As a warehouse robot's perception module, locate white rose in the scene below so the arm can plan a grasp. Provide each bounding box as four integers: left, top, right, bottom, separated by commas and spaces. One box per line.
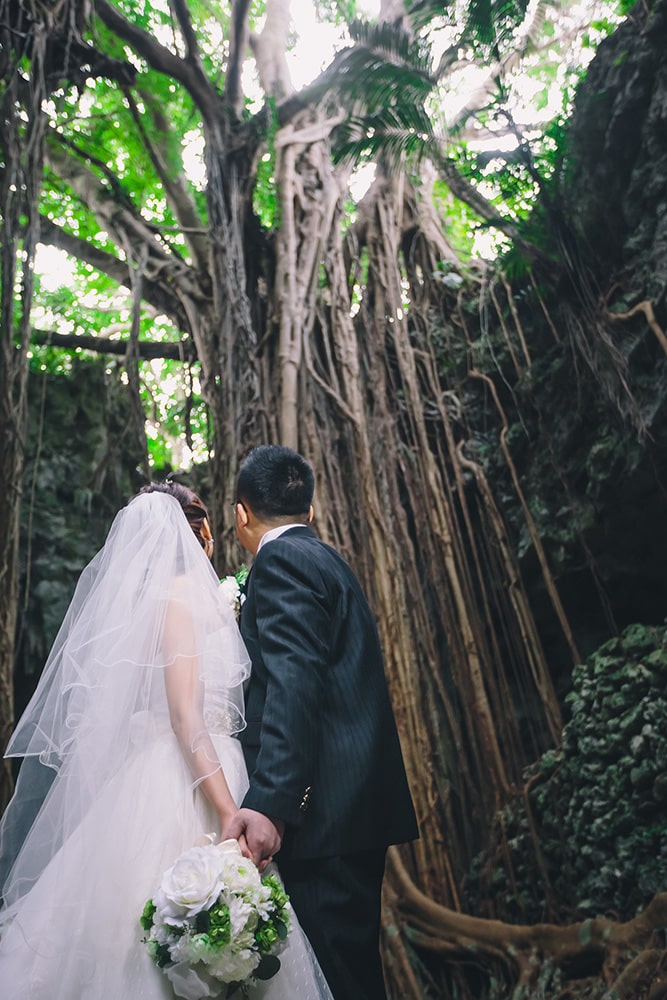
219, 577, 240, 612
157, 845, 225, 922
208, 946, 259, 983
218, 855, 263, 899
171, 932, 213, 965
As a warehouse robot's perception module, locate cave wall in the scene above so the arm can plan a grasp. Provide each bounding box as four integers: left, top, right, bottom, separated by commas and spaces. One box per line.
550, 0, 667, 645
565, 0, 667, 302
461, 0, 667, 693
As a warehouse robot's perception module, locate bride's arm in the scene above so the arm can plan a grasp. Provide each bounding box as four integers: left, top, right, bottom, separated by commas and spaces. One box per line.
162, 592, 237, 830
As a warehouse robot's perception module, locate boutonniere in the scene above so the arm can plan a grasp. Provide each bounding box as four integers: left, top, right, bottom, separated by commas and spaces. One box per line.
219, 564, 250, 621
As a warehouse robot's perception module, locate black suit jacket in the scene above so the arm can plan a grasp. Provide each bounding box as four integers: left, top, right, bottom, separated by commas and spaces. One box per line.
239, 526, 418, 861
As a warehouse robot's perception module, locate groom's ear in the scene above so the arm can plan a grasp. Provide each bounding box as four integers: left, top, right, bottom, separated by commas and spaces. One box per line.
236, 502, 250, 529
308, 505, 314, 524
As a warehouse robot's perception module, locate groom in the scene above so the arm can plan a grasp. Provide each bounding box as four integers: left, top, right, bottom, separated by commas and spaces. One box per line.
226, 445, 418, 1000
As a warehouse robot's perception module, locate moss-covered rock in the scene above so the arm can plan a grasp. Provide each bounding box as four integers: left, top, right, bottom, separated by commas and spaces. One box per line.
466, 622, 667, 923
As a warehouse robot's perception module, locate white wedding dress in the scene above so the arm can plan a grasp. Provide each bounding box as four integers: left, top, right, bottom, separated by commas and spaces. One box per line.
0, 493, 332, 1000
0, 729, 330, 999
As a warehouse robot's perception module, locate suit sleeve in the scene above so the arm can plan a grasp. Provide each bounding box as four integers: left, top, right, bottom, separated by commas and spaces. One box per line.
242, 542, 332, 826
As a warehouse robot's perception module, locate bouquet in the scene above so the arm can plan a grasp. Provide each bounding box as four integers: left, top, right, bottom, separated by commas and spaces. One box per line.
141, 838, 291, 999
219, 565, 250, 621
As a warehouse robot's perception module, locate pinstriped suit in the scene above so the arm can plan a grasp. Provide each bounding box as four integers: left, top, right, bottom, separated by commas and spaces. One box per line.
239, 526, 418, 998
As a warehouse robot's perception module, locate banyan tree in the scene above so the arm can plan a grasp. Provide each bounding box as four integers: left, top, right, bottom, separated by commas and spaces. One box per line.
1, 0, 666, 996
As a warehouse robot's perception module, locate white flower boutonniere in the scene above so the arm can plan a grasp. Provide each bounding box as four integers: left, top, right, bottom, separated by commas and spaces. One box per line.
219, 565, 249, 621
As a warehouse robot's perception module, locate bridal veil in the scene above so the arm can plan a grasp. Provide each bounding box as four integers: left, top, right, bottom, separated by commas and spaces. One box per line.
0, 491, 250, 915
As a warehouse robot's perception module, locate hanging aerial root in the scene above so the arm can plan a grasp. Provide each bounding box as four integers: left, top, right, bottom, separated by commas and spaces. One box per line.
469, 369, 582, 665
381, 889, 425, 998
388, 847, 667, 982
603, 949, 666, 1000
602, 297, 667, 357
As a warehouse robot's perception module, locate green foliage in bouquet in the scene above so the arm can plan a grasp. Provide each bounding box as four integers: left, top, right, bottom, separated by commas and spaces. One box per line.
141, 841, 292, 997
466, 622, 667, 922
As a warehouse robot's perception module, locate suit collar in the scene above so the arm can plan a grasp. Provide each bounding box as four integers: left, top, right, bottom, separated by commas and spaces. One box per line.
257, 524, 315, 551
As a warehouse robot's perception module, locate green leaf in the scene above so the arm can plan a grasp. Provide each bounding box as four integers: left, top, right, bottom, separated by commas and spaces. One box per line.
140, 898, 156, 931
254, 954, 282, 981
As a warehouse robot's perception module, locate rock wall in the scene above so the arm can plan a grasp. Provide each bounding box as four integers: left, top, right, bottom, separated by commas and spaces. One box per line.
566, 0, 667, 301
478, 0, 667, 681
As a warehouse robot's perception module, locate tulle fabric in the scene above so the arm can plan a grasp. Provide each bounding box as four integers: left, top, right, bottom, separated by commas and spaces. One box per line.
0, 733, 331, 998
0, 492, 331, 998
1, 491, 249, 911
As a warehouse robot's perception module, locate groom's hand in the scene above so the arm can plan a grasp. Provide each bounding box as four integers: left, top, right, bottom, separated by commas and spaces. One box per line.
223, 808, 285, 870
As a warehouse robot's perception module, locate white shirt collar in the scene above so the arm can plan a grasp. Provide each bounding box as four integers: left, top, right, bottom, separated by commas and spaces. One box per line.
257, 523, 307, 552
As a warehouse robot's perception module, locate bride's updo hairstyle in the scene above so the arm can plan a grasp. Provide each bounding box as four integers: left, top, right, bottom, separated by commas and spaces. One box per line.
138, 481, 214, 558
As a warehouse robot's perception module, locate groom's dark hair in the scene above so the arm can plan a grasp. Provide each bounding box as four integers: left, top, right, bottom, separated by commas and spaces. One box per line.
237, 445, 314, 521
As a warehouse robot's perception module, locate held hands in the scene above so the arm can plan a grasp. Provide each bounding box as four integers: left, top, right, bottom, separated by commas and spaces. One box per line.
222, 809, 285, 872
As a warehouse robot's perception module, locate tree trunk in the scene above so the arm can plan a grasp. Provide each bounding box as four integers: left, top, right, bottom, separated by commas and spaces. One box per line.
0, 0, 54, 811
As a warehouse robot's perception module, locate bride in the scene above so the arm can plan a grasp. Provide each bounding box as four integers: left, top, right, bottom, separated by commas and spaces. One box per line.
0, 483, 331, 999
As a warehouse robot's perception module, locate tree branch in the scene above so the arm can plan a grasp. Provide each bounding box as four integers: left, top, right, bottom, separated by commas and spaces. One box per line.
56, 132, 186, 249
30, 328, 196, 361
603, 297, 667, 356
249, 0, 295, 103
37, 216, 189, 328
224, 0, 253, 118
388, 848, 667, 967
38, 215, 131, 285
95, 0, 219, 122
95, 0, 190, 80
169, 0, 202, 62
433, 154, 549, 265
44, 138, 208, 299
432, 43, 461, 82
45, 139, 168, 254
61, 37, 138, 88
448, 0, 552, 131
125, 88, 209, 268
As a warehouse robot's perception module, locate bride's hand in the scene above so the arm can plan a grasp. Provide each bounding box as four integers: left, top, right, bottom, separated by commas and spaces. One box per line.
223, 808, 283, 868
219, 816, 254, 862
236, 832, 253, 861
228, 830, 270, 870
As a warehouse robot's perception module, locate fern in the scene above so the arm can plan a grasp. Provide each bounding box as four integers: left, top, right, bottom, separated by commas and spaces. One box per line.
347, 18, 434, 75
459, 0, 533, 54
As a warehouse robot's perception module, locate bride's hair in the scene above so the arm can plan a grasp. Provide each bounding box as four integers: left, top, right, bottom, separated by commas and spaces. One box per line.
139, 482, 213, 555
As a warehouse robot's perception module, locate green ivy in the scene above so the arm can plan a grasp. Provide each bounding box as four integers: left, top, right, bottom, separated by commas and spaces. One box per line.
467, 622, 667, 923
